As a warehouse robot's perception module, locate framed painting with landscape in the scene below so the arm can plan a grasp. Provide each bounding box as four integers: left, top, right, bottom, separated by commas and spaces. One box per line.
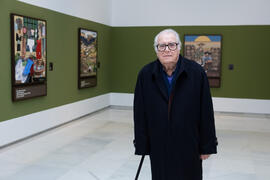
184, 35, 222, 88
78, 28, 98, 89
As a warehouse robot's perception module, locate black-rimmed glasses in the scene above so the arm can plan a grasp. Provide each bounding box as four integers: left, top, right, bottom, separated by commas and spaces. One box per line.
156, 42, 179, 52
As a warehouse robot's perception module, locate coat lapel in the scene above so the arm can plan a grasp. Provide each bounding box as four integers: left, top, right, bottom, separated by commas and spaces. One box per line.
152, 55, 188, 102
173, 55, 187, 84
152, 60, 168, 102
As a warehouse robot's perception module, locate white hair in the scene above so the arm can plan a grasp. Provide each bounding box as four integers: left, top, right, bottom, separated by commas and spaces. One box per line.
153, 29, 181, 53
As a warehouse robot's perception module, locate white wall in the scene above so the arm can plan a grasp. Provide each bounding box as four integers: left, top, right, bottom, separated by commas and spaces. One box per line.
111, 0, 270, 26
18, 0, 112, 26
1, 93, 270, 148
9, 0, 269, 149
0, 94, 110, 147
18, 0, 270, 26
110, 93, 270, 115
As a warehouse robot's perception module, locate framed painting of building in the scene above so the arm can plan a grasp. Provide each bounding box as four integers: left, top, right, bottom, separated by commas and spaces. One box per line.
78, 28, 98, 89
184, 35, 222, 88
11, 14, 47, 101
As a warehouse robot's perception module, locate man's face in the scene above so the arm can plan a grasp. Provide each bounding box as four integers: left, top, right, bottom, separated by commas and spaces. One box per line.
156, 32, 180, 68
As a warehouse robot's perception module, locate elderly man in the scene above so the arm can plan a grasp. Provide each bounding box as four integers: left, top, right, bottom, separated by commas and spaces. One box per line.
133, 29, 218, 180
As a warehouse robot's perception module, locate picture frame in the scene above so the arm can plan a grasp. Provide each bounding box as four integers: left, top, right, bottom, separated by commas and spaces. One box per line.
78, 28, 98, 89
10, 14, 47, 101
184, 35, 222, 88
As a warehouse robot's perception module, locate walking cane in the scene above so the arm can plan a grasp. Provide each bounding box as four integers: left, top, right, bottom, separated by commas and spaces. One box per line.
135, 155, 145, 180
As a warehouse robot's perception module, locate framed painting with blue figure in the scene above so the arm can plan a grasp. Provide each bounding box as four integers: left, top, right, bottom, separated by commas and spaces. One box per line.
184, 35, 222, 87
78, 28, 98, 89
11, 14, 47, 101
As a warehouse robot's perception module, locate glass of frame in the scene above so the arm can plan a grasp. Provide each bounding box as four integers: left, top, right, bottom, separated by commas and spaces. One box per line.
11, 14, 47, 101
78, 28, 98, 89
184, 35, 222, 88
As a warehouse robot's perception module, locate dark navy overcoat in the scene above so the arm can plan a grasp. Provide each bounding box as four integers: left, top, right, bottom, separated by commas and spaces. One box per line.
133, 55, 218, 180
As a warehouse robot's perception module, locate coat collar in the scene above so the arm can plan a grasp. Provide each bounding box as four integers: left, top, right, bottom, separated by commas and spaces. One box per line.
152, 55, 188, 101
152, 55, 187, 77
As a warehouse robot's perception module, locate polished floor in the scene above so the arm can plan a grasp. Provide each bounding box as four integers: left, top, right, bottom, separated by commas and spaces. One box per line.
0, 108, 270, 180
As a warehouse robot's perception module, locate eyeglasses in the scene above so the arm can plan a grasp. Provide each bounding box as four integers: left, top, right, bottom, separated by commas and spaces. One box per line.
156, 42, 179, 52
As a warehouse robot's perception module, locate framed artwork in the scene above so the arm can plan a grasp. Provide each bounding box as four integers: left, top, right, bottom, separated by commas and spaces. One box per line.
78, 28, 98, 89
11, 14, 47, 101
184, 35, 222, 88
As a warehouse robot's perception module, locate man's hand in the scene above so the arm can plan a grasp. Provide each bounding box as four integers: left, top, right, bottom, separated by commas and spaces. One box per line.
200, 154, 210, 160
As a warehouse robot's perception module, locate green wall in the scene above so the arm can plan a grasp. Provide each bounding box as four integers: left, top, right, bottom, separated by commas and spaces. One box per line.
0, 0, 111, 122
1, 0, 270, 122
110, 26, 270, 99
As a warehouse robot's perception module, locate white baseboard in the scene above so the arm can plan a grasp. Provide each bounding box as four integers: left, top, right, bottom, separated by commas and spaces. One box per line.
110, 93, 270, 114
0, 94, 110, 147
110, 93, 134, 107
1, 92, 270, 147
212, 97, 270, 114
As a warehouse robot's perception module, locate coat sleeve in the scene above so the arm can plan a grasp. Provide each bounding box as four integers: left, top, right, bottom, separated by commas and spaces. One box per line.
133, 71, 150, 155
199, 70, 218, 155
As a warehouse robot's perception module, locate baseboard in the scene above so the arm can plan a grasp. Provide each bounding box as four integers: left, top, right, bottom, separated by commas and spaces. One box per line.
0, 94, 110, 147
110, 93, 270, 114
1, 92, 270, 147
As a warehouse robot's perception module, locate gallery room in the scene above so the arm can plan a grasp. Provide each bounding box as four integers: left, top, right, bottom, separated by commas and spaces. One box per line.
0, 0, 270, 179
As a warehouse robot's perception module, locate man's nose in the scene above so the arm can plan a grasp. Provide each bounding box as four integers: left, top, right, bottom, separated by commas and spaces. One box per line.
164, 46, 170, 52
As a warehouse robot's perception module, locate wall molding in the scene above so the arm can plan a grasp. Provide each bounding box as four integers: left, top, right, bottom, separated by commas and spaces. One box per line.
0, 94, 110, 147
110, 93, 270, 114
1, 93, 270, 147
